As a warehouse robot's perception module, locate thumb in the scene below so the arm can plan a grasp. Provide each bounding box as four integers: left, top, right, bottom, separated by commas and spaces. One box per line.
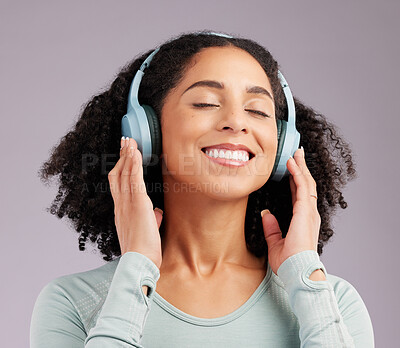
154, 207, 164, 229
261, 209, 282, 249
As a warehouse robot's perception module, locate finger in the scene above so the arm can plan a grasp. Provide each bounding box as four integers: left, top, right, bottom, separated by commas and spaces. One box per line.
293, 147, 316, 188
261, 210, 282, 249
111, 137, 129, 175
119, 136, 129, 157
117, 136, 129, 165
130, 144, 148, 196
292, 147, 305, 168
287, 151, 311, 203
288, 173, 297, 204
154, 208, 163, 229
297, 147, 318, 199
120, 136, 126, 155
108, 137, 129, 197
120, 138, 137, 199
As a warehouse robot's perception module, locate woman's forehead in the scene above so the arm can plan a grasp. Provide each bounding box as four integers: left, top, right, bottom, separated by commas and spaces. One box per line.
179, 46, 272, 93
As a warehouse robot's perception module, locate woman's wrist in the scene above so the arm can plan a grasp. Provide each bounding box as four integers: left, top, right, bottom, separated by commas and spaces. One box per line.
308, 269, 327, 281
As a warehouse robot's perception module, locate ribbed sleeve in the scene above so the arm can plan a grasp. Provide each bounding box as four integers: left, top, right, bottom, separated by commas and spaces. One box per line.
277, 250, 356, 348
85, 252, 160, 348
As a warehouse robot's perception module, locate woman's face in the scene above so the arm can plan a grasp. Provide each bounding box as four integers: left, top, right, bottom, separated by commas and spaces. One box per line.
160, 46, 278, 199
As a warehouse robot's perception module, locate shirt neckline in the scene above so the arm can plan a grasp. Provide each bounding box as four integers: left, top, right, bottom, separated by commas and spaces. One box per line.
152, 262, 273, 326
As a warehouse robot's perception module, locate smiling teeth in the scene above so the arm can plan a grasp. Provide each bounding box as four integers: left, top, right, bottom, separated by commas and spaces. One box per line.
205, 149, 250, 162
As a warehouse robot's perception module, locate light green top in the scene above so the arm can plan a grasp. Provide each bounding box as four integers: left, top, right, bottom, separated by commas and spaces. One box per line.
30, 250, 374, 347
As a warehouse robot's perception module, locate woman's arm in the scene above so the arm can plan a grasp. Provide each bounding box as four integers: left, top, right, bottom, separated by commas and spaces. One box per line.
30, 252, 160, 348
84, 252, 159, 347
30, 280, 88, 347
277, 250, 374, 348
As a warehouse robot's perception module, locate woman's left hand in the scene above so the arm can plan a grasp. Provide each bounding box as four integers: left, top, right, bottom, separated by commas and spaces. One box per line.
261, 147, 321, 276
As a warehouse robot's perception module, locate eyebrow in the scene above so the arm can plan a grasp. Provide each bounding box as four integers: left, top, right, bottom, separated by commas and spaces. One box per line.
182, 80, 274, 101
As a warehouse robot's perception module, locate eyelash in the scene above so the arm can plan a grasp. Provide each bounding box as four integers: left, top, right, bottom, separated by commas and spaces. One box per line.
192, 103, 271, 118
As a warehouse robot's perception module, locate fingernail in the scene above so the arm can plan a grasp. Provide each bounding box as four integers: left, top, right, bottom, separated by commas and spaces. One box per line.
261, 209, 270, 218
155, 208, 163, 215
300, 146, 305, 158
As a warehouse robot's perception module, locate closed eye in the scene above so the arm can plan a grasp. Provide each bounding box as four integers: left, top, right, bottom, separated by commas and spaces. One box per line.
192, 103, 271, 118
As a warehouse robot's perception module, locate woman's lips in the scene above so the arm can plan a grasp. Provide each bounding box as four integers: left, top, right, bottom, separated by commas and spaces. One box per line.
201, 148, 253, 167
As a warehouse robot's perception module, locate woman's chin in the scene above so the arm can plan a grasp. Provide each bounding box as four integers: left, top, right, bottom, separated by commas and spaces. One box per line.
184, 176, 259, 200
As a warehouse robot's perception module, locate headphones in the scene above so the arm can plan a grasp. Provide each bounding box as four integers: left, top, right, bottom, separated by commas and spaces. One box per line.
121, 31, 300, 182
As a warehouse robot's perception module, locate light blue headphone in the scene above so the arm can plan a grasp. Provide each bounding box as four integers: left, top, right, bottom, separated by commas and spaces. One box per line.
121, 31, 300, 182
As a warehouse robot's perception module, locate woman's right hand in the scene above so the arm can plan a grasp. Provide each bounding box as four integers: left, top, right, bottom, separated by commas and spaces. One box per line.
108, 136, 164, 269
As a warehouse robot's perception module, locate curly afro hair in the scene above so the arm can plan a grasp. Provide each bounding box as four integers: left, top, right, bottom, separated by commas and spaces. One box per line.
38, 30, 357, 263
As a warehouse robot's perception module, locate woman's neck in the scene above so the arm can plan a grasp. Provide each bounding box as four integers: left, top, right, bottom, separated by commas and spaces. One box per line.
160, 185, 265, 278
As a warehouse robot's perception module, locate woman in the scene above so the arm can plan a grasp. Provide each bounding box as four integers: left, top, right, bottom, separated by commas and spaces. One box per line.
30, 30, 374, 347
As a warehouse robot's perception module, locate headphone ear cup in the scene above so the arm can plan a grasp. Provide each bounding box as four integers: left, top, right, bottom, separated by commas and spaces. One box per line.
142, 105, 162, 163
270, 119, 287, 181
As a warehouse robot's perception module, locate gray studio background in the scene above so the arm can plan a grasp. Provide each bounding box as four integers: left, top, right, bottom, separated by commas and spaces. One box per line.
1, 0, 398, 347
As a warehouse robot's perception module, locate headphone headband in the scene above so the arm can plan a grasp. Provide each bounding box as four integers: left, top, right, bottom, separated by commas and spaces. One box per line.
135, 31, 296, 128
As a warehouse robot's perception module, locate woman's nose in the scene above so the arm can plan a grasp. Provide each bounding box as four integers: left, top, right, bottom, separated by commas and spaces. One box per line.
216, 104, 249, 134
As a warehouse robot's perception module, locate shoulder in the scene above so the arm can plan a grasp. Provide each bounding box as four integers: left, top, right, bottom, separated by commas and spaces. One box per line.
43, 258, 120, 298
40, 258, 119, 300
326, 273, 375, 344
325, 273, 372, 315
32, 258, 120, 330
326, 273, 369, 310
